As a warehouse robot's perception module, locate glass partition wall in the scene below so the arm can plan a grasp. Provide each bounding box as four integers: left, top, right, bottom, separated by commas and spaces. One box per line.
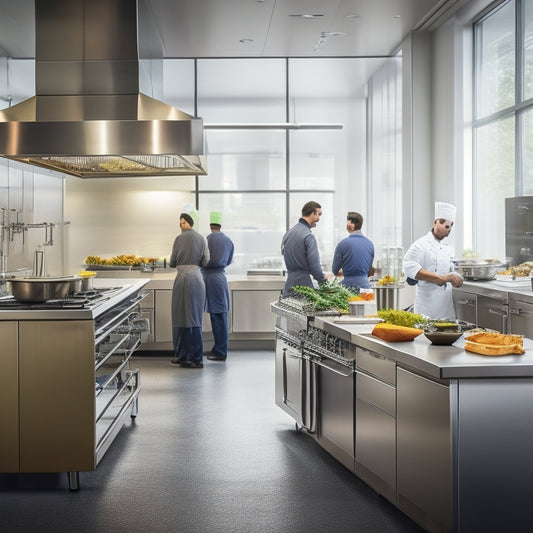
193, 56, 402, 275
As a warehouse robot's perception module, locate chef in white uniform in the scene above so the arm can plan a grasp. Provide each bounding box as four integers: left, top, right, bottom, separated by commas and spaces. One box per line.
403, 202, 463, 320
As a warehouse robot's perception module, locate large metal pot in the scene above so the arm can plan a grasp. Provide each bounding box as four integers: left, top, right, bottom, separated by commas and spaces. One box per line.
452, 259, 505, 281
8, 276, 81, 302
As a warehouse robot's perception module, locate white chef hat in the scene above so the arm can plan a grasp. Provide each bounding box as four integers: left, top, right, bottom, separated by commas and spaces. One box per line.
434, 202, 456, 223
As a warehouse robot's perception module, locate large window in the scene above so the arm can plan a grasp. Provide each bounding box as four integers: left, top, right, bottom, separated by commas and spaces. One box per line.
193, 57, 401, 274
474, 0, 532, 258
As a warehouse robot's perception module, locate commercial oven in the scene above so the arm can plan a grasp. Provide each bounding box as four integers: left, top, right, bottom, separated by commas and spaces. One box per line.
274, 329, 317, 432
304, 325, 355, 472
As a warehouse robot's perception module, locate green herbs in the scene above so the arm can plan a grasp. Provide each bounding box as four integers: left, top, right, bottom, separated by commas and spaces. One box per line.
292, 280, 358, 312
377, 309, 427, 328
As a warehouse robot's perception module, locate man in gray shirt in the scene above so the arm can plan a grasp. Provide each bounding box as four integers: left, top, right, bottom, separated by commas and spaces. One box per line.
281, 200, 332, 297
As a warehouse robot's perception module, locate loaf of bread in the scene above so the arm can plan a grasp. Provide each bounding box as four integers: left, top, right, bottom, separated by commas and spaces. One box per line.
371, 323, 423, 342
464, 332, 525, 355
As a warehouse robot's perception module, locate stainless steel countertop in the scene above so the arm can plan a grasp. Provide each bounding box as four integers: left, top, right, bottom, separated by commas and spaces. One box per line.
313, 316, 533, 380
0, 278, 150, 320
93, 271, 286, 291
457, 279, 533, 303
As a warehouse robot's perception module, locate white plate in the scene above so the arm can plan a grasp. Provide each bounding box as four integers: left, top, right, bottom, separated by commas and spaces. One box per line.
333, 316, 384, 324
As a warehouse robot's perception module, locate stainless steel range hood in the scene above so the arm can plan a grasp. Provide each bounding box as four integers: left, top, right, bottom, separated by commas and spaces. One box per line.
0, 0, 206, 178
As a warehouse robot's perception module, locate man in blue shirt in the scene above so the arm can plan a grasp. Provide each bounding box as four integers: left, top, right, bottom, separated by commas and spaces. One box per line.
201, 211, 234, 361
332, 211, 375, 290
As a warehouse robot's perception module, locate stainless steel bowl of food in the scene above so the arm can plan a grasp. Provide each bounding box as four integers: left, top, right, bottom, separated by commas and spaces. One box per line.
452, 259, 505, 280
8, 276, 81, 303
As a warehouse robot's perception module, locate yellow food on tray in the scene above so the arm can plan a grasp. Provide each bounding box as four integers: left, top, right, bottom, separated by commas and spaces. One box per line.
371, 323, 423, 342
84, 254, 150, 266
464, 332, 525, 356
77, 270, 96, 277
377, 275, 397, 285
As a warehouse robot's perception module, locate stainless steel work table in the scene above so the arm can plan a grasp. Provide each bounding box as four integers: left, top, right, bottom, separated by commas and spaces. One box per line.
313, 316, 533, 379
303, 314, 533, 533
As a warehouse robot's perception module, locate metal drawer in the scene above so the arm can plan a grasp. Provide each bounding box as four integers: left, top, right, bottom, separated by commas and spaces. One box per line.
356, 372, 396, 416
356, 348, 396, 386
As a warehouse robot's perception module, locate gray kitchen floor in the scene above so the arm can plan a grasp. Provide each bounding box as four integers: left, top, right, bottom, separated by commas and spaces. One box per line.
0, 351, 423, 533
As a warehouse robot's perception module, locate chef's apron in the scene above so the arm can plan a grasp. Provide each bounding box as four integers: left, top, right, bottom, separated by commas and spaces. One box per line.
404, 231, 457, 320
171, 264, 205, 327
414, 281, 456, 320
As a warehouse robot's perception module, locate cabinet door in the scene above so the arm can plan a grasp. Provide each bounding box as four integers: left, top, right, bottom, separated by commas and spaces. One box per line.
283, 347, 304, 425
318, 361, 354, 471
355, 397, 395, 488
477, 294, 507, 332
154, 289, 173, 342
0, 322, 19, 471
452, 290, 477, 324
397, 368, 452, 533
232, 290, 278, 332
508, 299, 533, 337
355, 371, 396, 497
19, 321, 95, 472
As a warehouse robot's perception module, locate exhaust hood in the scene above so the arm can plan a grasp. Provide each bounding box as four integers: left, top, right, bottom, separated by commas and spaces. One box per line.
0, 0, 206, 178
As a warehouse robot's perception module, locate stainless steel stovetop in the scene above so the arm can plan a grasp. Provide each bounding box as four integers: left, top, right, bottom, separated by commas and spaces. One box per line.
0, 283, 146, 320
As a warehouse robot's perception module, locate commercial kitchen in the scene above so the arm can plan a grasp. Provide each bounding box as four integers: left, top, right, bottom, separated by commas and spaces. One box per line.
0, 0, 532, 532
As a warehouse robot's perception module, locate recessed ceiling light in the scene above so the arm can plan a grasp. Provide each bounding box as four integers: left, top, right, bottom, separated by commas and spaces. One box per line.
239, 38, 254, 44
289, 14, 325, 19
346, 14, 361, 19
393, 15, 401, 18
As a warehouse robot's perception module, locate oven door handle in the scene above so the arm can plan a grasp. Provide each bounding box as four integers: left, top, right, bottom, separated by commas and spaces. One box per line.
314, 358, 354, 377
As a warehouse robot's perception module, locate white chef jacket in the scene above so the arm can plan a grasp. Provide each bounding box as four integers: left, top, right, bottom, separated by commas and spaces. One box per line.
403, 231, 458, 320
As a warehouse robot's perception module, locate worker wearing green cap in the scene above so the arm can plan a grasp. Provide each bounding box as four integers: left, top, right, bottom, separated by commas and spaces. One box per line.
201, 211, 234, 361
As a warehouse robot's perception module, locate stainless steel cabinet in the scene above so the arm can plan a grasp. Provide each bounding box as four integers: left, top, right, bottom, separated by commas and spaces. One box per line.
275, 332, 306, 427
154, 289, 172, 343
316, 357, 355, 472
232, 290, 279, 333
0, 321, 19, 472
397, 367, 452, 533
1, 290, 145, 490
19, 321, 96, 473
452, 289, 477, 324
508, 295, 533, 337
354, 348, 396, 503
476, 292, 508, 332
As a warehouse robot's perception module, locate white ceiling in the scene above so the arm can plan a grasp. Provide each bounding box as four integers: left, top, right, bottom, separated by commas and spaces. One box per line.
0, 0, 471, 60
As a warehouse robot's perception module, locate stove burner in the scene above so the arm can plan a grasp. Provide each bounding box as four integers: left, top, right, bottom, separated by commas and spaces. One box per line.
0, 287, 122, 310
